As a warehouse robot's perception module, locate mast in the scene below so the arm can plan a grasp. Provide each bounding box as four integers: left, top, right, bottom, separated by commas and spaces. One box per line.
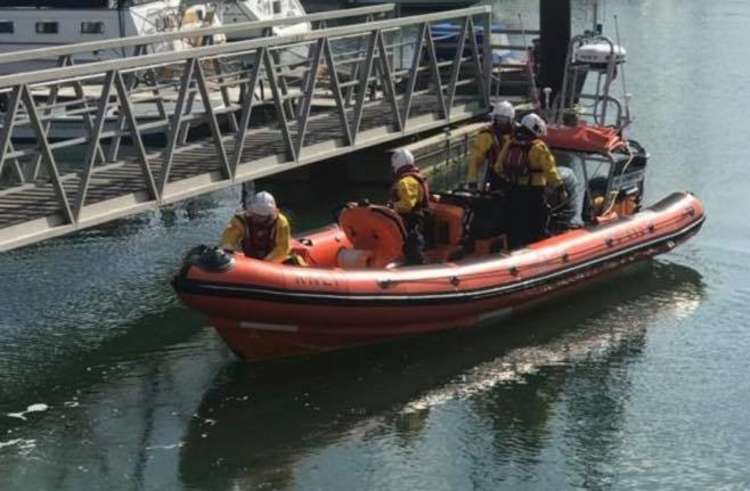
538, 0, 571, 104
591, 0, 604, 33
117, 0, 127, 56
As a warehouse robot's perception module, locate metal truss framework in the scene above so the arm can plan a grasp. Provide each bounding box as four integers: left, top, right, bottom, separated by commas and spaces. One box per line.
0, 6, 492, 252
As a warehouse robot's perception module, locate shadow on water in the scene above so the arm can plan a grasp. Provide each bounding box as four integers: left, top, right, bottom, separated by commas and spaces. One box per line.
0, 307, 204, 420
0, 191, 246, 423
0, 207, 222, 409
178, 260, 705, 490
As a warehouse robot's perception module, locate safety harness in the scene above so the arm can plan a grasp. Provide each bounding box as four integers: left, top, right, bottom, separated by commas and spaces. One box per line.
236, 213, 278, 259
502, 137, 546, 186
482, 128, 504, 172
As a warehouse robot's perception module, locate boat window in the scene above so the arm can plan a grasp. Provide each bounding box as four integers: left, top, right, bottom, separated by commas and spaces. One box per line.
273, 0, 283, 15
36, 22, 59, 35
553, 150, 611, 180
1, 1, 109, 6
157, 16, 178, 30
0, 22, 13, 34
81, 22, 105, 35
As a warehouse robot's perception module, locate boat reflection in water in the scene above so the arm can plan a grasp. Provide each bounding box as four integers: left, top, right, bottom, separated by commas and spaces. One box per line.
178, 260, 705, 490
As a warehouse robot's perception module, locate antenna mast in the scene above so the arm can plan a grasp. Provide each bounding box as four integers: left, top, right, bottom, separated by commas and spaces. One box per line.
592, 0, 600, 32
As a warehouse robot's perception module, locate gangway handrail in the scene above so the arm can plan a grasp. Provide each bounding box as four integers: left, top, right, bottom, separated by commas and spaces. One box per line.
0, 4, 491, 252
0, 4, 396, 67
0, 6, 491, 90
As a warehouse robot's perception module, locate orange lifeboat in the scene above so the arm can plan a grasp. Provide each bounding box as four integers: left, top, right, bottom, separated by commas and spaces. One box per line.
173, 191, 705, 361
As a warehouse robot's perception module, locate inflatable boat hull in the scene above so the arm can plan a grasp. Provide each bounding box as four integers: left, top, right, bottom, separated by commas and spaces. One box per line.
173, 192, 704, 361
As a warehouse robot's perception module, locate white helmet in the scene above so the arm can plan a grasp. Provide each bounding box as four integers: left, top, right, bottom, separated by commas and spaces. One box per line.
391, 148, 415, 173
247, 191, 277, 217
490, 100, 515, 120
520, 113, 547, 137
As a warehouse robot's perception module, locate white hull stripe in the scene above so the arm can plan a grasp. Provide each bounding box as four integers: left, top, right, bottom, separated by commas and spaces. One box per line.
479, 307, 513, 323
238, 321, 299, 332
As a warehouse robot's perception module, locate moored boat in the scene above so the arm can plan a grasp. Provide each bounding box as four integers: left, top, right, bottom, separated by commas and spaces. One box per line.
0, 0, 224, 74
0, 0, 308, 74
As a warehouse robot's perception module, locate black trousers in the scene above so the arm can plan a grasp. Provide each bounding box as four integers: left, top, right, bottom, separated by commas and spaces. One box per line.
402, 212, 428, 265
508, 186, 547, 249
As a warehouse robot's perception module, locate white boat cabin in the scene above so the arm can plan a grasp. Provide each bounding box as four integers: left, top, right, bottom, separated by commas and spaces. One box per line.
0, 0, 308, 57
0, 1, 222, 51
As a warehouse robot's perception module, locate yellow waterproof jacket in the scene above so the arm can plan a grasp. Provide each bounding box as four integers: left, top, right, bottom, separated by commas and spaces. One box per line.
466, 127, 506, 183
220, 212, 291, 263
392, 175, 426, 214
493, 138, 562, 187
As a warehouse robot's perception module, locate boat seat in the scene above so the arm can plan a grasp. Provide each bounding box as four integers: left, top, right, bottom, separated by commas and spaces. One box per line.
429, 202, 465, 246
472, 235, 508, 255
338, 203, 405, 268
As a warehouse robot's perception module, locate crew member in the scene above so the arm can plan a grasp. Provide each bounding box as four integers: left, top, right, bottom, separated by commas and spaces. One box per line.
559, 166, 584, 228
494, 113, 563, 248
466, 100, 516, 190
547, 165, 584, 232
390, 148, 430, 265
220, 191, 296, 264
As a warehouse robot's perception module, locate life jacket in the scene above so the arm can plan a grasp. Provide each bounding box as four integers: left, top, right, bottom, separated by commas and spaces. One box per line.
391, 165, 430, 213
502, 137, 537, 184
482, 128, 504, 171
237, 214, 278, 259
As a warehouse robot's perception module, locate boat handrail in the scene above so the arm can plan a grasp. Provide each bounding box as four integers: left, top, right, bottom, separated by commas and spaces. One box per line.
554, 32, 627, 128
0, 4, 396, 68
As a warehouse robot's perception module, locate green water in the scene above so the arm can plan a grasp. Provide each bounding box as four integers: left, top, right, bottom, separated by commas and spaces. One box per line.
1, 0, 748, 489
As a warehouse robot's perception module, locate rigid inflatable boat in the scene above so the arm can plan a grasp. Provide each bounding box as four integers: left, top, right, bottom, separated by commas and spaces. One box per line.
173, 124, 705, 361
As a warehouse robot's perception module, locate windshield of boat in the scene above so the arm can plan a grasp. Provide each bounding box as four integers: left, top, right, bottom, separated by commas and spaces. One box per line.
553, 149, 614, 184
553, 148, 635, 201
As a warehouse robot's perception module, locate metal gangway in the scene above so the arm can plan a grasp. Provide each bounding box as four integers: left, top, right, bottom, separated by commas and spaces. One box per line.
0, 6, 492, 252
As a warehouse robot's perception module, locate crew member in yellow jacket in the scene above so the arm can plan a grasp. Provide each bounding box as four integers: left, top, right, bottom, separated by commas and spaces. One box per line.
220, 191, 296, 264
390, 149, 430, 265
494, 113, 563, 248
466, 100, 516, 189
